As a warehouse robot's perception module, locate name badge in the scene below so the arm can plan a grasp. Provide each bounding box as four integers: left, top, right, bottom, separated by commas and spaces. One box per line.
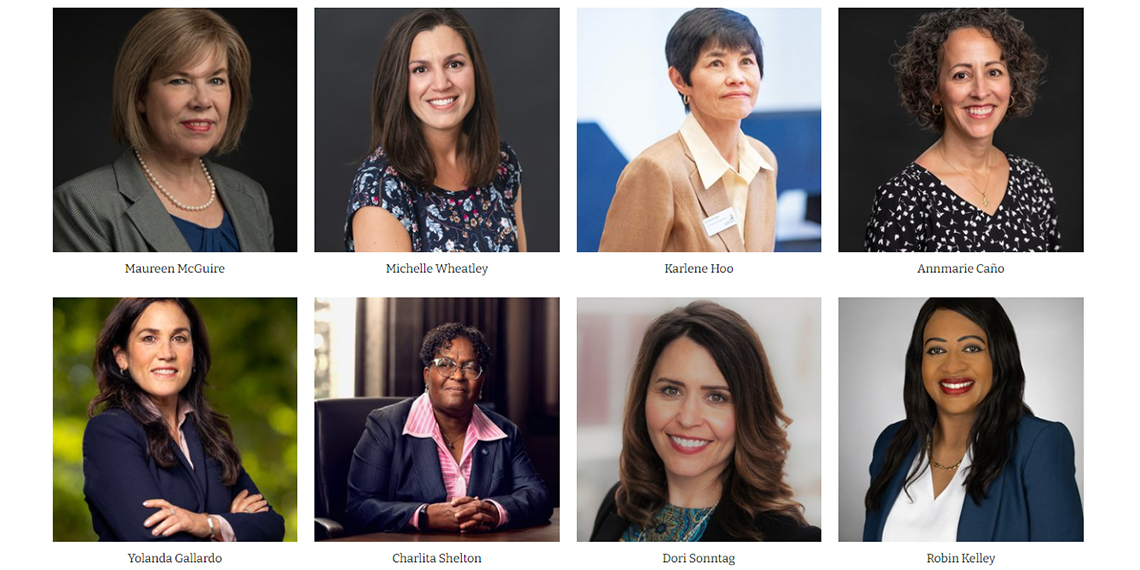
702, 207, 739, 237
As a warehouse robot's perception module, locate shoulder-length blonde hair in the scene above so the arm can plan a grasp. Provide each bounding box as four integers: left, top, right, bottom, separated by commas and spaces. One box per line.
616, 301, 806, 540
369, 9, 500, 190
111, 8, 252, 154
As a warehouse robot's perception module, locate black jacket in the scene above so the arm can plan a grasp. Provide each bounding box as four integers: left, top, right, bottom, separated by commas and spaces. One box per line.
590, 483, 820, 542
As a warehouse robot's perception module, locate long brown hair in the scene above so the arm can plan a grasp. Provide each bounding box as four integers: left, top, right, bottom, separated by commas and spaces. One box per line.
617, 301, 807, 540
88, 298, 243, 485
369, 9, 500, 189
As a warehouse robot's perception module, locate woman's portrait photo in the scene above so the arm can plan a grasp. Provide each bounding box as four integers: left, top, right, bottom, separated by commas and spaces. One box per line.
53, 9, 297, 252
314, 298, 559, 540
839, 298, 1083, 541
315, 8, 559, 252
53, 298, 297, 541
839, 8, 1083, 252
578, 8, 821, 252
578, 299, 820, 541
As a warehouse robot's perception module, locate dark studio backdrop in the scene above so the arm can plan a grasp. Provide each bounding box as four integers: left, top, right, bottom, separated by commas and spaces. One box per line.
838, 8, 1083, 252
314, 9, 561, 252
52, 8, 299, 252
338, 298, 560, 506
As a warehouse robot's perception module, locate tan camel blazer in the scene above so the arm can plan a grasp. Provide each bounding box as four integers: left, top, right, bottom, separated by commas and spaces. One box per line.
598, 132, 777, 252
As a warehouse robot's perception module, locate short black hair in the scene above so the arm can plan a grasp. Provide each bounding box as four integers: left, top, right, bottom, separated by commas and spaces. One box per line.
419, 323, 492, 368
665, 8, 764, 110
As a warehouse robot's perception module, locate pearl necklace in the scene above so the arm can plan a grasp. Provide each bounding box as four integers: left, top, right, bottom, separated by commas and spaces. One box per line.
134, 149, 217, 212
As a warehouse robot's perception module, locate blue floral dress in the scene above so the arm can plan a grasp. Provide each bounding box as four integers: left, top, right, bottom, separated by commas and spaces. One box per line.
345, 142, 521, 252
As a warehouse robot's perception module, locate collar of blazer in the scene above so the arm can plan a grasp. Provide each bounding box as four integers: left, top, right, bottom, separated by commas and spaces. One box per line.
678, 136, 746, 252
874, 434, 1006, 541
113, 149, 260, 251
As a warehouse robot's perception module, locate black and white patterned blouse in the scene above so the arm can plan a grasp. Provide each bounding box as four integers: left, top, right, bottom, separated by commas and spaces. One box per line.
864, 154, 1060, 252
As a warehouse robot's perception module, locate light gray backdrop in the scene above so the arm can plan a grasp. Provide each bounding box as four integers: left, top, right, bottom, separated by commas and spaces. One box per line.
837, 298, 1084, 541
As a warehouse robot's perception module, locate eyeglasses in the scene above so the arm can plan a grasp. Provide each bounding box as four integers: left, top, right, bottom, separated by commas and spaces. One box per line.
430, 357, 484, 380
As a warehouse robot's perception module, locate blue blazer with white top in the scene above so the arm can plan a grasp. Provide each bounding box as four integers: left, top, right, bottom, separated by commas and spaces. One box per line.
863, 414, 1082, 541
344, 398, 552, 533
83, 408, 285, 541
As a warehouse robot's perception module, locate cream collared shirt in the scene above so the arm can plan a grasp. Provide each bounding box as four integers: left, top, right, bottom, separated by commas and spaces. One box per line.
678, 114, 773, 241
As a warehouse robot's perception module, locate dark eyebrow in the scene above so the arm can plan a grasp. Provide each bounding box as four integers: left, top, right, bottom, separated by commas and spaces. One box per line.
924, 337, 946, 346
654, 377, 729, 391
409, 53, 466, 66
136, 327, 190, 335
958, 335, 986, 344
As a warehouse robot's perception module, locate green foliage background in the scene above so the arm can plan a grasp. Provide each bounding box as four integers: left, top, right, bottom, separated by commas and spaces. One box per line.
53, 298, 298, 541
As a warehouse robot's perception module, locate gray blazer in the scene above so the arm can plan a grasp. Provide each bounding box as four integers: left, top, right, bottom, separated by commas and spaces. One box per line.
53, 150, 275, 252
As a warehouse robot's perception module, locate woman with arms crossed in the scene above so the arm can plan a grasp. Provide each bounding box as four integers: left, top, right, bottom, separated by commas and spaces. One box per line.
83, 298, 284, 541
865, 9, 1059, 252
346, 9, 527, 252
599, 8, 778, 252
864, 298, 1082, 541
54, 9, 274, 252
591, 301, 818, 541
345, 324, 551, 532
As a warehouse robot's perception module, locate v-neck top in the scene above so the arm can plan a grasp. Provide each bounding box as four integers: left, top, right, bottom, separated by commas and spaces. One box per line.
881, 449, 973, 541
865, 153, 1060, 252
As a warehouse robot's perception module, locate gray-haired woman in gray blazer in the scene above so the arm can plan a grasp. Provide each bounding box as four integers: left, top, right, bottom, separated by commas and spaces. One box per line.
53, 9, 273, 252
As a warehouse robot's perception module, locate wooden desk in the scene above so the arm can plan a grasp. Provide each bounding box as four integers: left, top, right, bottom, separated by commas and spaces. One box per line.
323, 508, 559, 542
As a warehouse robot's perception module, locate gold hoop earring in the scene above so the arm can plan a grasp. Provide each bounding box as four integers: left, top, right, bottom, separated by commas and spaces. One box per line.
931, 103, 943, 116
1009, 94, 1016, 109
682, 94, 690, 106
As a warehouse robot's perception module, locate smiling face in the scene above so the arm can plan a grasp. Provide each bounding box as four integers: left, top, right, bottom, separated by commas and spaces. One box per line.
137, 48, 230, 160
935, 27, 1012, 141
644, 336, 736, 489
423, 336, 484, 414
407, 25, 476, 136
671, 42, 760, 127
113, 301, 194, 404
921, 309, 995, 419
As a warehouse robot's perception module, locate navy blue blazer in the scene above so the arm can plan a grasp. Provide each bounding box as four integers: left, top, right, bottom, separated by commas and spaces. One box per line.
83, 409, 285, 542
345, 398, 552, 533
864, 415, 1082, 541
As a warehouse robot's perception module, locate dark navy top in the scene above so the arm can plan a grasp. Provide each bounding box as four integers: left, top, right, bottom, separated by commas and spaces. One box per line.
344, 142, 521, 252
171, 209, 240, 252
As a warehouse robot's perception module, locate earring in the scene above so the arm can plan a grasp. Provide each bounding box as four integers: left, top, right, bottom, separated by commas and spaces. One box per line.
424, 384, 429, 393
931, 103, 943, 116
682, 94, 690, 106
1008, 94, 1016, 109
479, 390, 484, 400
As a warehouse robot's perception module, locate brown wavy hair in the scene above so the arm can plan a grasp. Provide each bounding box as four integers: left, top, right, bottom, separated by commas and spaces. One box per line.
616, 301, 807, 540
893, 8, 1045, 132
369, 9, 500, 190
111, 9, 252, 154
88, 298, 243, 486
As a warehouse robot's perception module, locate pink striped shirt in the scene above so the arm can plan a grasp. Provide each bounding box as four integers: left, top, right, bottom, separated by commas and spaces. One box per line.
403, 393, 510, 528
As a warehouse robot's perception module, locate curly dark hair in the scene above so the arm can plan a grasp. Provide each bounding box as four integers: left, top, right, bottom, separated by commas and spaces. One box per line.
893, 8, 1045, 132
419, 323, 492, 369
617, 301, 806, 540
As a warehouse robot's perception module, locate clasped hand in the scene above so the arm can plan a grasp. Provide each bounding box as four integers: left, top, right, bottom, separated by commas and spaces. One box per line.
425, 496, 500, 533
142, 489, 269, 538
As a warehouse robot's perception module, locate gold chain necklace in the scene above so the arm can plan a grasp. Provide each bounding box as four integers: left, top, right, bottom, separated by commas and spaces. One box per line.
938, 142, 993, 208
928, 436, 965, 471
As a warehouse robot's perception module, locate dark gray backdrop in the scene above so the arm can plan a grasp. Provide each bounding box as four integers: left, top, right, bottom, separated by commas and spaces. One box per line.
53, 8, 299, 252
315, 9, 561, 252
839, 9, 1083, 252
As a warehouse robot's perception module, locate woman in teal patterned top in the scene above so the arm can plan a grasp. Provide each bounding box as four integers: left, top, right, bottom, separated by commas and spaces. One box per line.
590, 301, 820, 541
